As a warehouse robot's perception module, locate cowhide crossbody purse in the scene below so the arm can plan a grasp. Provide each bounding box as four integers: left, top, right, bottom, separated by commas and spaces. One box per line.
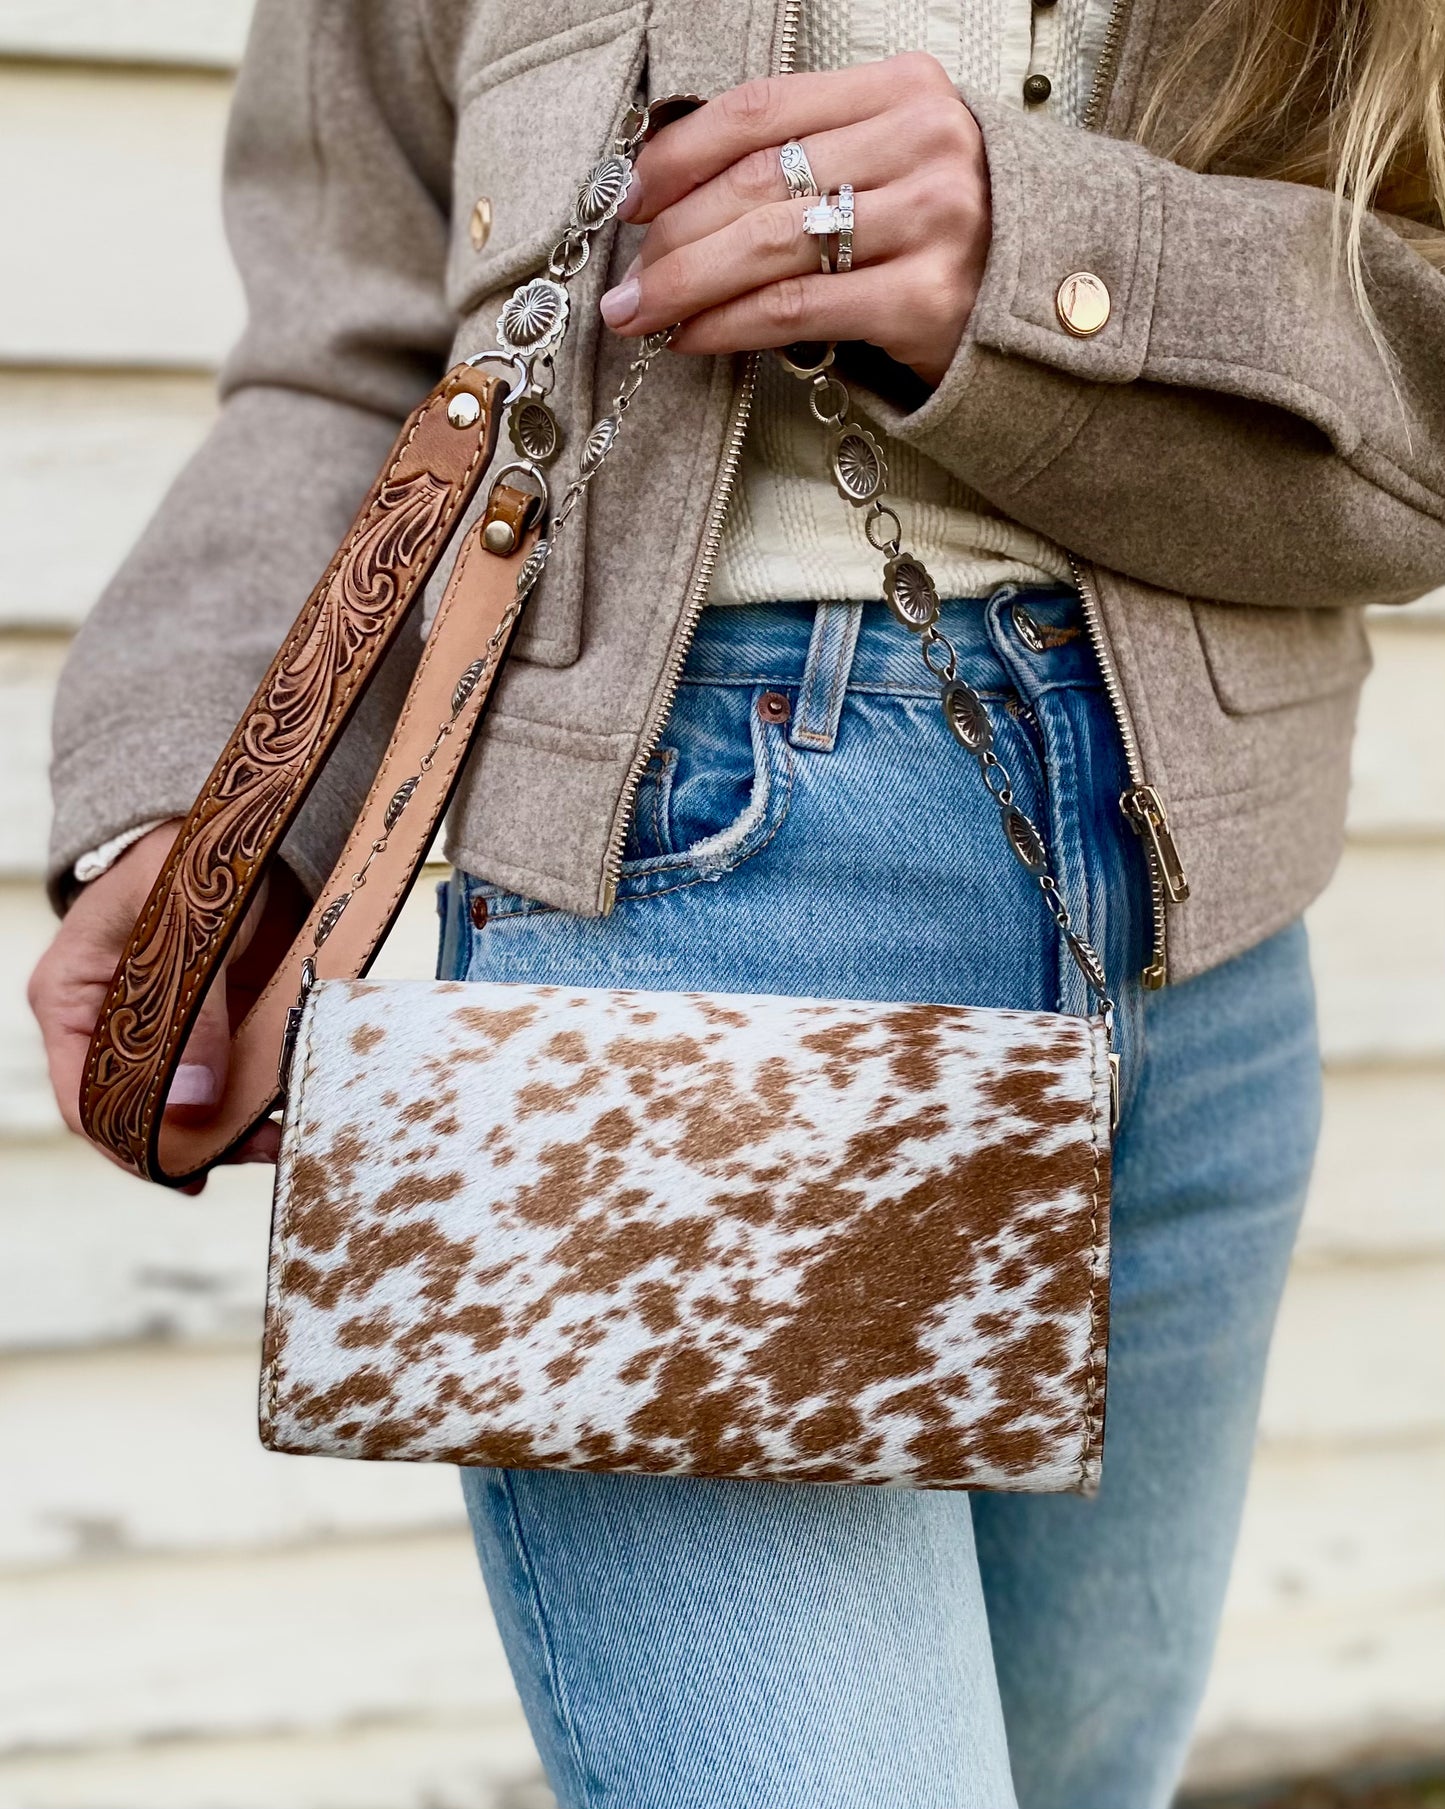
82, 98, 1116, 1494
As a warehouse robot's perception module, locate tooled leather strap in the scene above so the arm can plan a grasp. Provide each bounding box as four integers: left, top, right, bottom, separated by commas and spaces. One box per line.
80, 366, 519, 1185
150, 510, 541, 1184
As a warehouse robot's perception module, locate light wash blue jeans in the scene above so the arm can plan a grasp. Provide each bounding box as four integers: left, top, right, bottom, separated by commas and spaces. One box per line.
436, 591, 1322, 1809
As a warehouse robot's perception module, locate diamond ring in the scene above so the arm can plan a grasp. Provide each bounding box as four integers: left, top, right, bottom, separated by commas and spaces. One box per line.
803, 185, 855, 274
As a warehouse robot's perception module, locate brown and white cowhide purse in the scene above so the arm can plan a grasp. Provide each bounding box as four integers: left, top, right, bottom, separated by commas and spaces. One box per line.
262, 980, 1112, 1491
82, 98, 1119, 1497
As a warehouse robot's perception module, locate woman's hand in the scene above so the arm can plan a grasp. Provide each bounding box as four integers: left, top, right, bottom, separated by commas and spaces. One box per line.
601, 53, 992, 387
28, 822, 302, 1191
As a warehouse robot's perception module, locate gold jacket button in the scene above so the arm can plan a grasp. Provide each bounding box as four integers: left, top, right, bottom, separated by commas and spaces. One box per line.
469, 197, 493, 252
1055, 271, 1110, 336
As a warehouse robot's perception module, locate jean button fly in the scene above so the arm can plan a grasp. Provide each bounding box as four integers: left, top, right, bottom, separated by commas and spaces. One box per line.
1011, 602, 1048, 654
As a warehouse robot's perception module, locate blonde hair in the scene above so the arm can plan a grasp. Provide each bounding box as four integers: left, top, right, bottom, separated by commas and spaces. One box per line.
1138, 0, 1445, 327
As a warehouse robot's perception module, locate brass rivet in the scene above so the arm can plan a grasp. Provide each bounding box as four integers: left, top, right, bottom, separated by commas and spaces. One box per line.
469, 197, 493, 252
469, 895, 490, 929
1055, 271, 1111, 337
447, 391, 482, 429
757, 691, 791, 724
482, 518, 518, 555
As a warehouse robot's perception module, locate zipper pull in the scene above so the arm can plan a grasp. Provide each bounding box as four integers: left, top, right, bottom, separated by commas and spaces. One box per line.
1122, 785, 1190, 904
1103, 1004, 1121, 1133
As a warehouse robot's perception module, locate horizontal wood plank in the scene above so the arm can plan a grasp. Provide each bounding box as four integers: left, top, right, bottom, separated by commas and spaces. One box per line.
1348, 620, 1445, 837
1257, 1260, 1445, 1448
8, 1323, 1440, 1601
0, 1715, 546, 1809
1221, 1442, 1445, 1621
0, 634, 67, 878
0, 880, 59, 1135
5, 841, 1438, 1143
1301, 1068, 1445, 1262
1187, 1595, 1445, 1791
6, 610, 1439, 880
0, 65, 242, 367
1307, 841, 1445, 1064
5, 1060, 1440, 1354
0, 1, 252, 68
0, 1343, 467, 1571
0, 1530, 518, 1753
0, 370, 216, 629
2, 1252, 1440, 1566
0, 873, 443, 1137
1189, 1444, 1445, 1778
0, 1139, 271, 1349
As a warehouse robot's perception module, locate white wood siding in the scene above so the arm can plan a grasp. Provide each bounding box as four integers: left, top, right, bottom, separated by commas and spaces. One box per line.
1, 16, 1441, 1805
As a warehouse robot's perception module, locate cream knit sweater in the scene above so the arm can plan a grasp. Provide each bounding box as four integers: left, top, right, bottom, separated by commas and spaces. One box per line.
709, 0, 1112, 604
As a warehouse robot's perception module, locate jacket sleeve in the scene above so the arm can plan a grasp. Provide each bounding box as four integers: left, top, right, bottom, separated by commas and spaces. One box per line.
871, 92, 1445, 610
47, 1, 458, 906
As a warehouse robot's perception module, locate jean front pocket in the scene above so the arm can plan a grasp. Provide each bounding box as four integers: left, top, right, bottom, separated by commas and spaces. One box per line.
461, 680, 798, 935
610, 682, 796, 905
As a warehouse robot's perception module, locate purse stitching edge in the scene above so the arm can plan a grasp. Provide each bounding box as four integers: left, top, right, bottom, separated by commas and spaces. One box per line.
262, 991, 325, 1442
1078, 1017, 1110, 1489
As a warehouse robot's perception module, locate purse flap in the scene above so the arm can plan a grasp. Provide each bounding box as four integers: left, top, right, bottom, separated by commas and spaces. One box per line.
263, 979, 1112, 1493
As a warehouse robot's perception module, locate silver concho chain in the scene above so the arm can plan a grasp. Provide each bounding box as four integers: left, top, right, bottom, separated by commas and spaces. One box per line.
280, 103, 693, 1093
773, 342, 1115, 1029
475, 104, 1114, 1040
472, 101, 680, 607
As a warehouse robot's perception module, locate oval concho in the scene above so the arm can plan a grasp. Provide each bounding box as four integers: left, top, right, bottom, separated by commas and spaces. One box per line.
574, 155, 634, 230
515, 539, 552, 601
882, 553, 939, 633
581, 415, 619, 474
830, 424, 886, 505
496, 278, 569, 356
942, 680, 993, 756
1003, 805, 1049, 875
1066, 929, 1108, 996
509, 399, 561, 464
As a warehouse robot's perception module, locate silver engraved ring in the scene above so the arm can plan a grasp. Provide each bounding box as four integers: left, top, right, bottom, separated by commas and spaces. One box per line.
779, 139, 819, 201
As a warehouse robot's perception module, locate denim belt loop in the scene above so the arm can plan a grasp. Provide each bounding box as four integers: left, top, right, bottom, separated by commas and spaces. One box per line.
789, 601, 864, 753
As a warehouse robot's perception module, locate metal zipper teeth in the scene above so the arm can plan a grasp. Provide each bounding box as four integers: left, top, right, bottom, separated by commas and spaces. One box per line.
1069, 553, 1169, 986
601, 354, 763, 907
600, 0, 804, 909
1068, 0, 1176, 987
1081, 0, 1132, 131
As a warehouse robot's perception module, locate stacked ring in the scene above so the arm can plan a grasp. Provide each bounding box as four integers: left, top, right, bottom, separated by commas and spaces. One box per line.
803, 186, 855, 274
835, 184, 855, 272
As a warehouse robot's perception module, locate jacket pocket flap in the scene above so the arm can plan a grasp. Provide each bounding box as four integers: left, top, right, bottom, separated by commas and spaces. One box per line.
1192, 600, 1372, 715
446, 9, 649, 318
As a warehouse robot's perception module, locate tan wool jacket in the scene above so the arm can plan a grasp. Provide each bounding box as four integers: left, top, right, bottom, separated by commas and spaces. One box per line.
49, 0, 1445, 984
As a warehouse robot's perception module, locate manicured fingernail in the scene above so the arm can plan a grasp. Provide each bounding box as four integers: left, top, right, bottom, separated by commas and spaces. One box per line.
617, 169, 643, 221
168, 1063, 219, 1107
600, 276, 640, 328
